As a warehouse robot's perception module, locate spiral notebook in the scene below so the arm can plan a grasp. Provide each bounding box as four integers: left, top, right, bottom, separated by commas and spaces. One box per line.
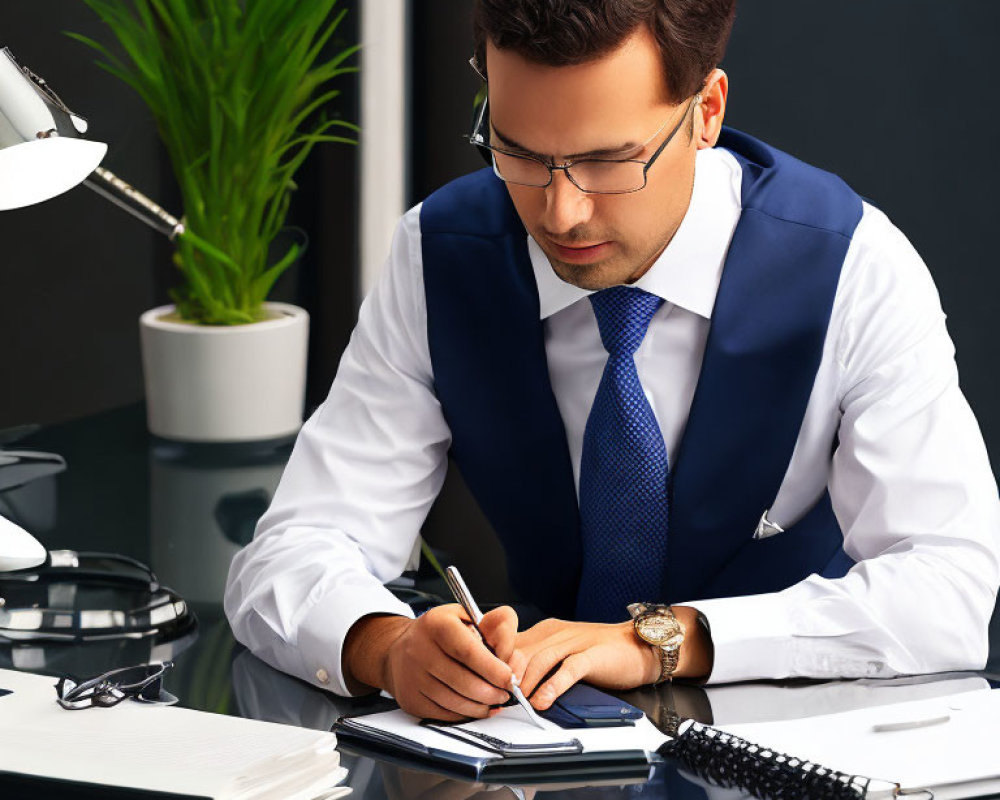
664, 686, 1000, 799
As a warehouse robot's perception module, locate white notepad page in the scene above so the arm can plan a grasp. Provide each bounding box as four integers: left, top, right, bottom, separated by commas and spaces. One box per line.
718, 686, 999, 799
0, 668, 349, 800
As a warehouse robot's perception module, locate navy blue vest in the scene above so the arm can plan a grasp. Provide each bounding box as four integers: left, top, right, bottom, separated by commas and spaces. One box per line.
420, 128, 864, 620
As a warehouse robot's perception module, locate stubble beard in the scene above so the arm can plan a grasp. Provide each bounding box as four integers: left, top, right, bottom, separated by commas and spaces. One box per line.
548, 256, 619, 291
545, 233, 672, 291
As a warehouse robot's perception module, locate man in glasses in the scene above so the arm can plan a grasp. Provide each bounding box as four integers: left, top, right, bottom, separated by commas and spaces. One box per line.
226, 0, 1000, 722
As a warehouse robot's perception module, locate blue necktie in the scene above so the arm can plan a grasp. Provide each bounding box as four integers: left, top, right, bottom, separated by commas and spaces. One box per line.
575, 286, 669, 622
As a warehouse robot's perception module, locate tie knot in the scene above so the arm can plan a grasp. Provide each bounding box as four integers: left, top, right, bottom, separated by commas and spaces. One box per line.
589, 286, 664, 356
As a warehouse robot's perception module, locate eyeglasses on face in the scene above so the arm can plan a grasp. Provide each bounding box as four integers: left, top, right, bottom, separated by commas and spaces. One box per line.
467, 81, 700, 194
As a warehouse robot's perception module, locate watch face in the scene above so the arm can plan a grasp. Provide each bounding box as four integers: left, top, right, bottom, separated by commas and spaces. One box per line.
637, 614, 684, 647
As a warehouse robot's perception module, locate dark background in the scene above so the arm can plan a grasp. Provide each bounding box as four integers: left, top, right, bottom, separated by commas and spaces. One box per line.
2, 3, 998, 603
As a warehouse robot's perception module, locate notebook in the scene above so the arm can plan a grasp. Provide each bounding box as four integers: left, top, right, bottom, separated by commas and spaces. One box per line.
335, 700, 670, 782
665, 686, 1000, 799
0, 667, 349, 800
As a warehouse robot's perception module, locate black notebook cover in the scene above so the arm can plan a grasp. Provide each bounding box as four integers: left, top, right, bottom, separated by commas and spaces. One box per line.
335, 733, 656, 784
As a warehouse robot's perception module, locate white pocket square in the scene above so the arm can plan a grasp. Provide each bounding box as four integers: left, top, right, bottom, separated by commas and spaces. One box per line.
753, 509, 785, 540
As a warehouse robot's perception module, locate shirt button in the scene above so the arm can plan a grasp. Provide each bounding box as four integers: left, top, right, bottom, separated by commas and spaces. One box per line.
316, 668, 330, 684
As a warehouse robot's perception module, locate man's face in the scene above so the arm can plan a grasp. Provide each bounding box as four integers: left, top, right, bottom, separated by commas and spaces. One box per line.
486, 26, 701, 290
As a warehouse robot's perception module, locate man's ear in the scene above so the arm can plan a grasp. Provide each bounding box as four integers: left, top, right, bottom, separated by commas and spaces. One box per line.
696, 68, 729, 149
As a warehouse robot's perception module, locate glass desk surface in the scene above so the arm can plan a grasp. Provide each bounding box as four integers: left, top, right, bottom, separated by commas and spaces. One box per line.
2, 404, 998, 800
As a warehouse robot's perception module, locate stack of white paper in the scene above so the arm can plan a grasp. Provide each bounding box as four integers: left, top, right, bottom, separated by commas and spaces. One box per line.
0, 668, 349, 800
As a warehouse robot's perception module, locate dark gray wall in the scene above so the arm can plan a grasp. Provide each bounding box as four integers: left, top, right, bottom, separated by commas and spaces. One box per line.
0, 1, 360, 428
410, 2, 1000, 605
722, 3, 1000, 475
1, 2, 161, 428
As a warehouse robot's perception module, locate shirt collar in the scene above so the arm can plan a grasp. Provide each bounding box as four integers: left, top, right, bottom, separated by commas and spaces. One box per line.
529, 146, 743, 320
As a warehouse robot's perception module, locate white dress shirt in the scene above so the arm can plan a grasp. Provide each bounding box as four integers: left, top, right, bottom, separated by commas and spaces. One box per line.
225, 147, 1000, 696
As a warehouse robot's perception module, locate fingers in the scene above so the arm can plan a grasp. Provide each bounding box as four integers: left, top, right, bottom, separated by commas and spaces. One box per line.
508, 648, 528, 684
430, 651, 510, 707
531, 652, 590, 710
432, 608, 515, 690
520, 641, 573, 700
414, 690, 467, 723
386, 604, 515, 720
477, 605, 519, 662
423, 673, 501, 719
519, 621, 652, 706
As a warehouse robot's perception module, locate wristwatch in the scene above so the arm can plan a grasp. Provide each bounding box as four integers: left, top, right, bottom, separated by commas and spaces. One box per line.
627, 602, 684, 684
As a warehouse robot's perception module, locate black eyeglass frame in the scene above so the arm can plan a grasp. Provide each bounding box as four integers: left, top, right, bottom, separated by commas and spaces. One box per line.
468, 87, 701, 195
55, 660, 175, 710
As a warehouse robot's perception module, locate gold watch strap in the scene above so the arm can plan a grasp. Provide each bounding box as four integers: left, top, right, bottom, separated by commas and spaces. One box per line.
653, 641, 680, 684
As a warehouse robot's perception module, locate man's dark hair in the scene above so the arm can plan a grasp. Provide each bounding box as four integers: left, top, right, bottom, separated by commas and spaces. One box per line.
472, 0, 738, 102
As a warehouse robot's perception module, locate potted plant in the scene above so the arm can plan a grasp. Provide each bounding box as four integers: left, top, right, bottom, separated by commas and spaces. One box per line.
70, 0, 358, 442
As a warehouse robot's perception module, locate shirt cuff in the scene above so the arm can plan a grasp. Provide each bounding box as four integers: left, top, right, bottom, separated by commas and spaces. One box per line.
686, 592, 796, 684
296, 584, 415, 697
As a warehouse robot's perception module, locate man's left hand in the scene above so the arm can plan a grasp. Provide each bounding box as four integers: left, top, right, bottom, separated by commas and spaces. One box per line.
512, 606, 713, 710
512, 619, 659, 710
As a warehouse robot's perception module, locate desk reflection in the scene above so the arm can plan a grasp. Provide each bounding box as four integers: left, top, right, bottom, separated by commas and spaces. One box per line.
231, 651, 706, 799
148, 440, 288, 604
232, 649, 989, 800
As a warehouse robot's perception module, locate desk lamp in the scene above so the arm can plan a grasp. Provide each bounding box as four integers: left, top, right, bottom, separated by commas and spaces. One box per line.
0, 45, 186, 571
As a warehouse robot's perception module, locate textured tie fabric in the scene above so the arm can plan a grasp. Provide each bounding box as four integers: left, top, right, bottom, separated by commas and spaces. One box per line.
575, 286, 669, 622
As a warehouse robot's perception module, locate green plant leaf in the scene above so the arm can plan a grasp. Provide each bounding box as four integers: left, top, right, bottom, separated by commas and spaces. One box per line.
304, 7, 350, 68
420, 539, 448, 583
178, 228, 240, 274
69, 0, 358, 325
249, 242, 301, 305
63, 30, 129, 72
275, 118, 358, 161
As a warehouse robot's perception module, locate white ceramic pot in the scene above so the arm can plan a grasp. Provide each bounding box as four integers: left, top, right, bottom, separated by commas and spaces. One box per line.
139, 301, 309, 442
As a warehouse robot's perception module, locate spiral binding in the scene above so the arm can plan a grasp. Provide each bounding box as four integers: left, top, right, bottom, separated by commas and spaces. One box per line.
660, 720, 883, 800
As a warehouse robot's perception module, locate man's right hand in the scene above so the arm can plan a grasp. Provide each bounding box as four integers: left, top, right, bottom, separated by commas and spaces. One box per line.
343, 604, 520, 721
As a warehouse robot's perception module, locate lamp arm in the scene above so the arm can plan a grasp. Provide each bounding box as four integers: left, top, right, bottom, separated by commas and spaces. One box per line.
82, 166, 184, 241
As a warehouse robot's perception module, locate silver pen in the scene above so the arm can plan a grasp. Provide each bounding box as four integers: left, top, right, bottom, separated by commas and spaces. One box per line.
444, 565, 548, 730
872, 713, 950, 733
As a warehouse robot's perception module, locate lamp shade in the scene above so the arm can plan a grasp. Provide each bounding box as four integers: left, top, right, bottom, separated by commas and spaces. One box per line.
0, 514, 46, 572
0, 137, 107, 211
0, 46, 108, 210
